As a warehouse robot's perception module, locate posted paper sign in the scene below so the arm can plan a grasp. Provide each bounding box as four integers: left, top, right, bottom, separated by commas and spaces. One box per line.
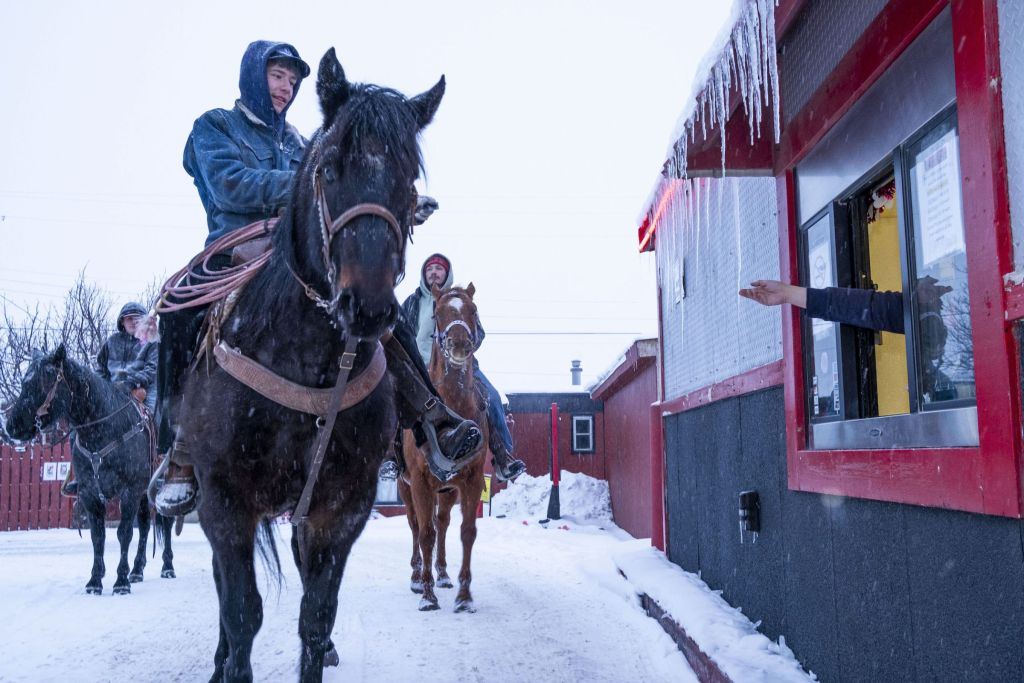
915, 130, 966, 268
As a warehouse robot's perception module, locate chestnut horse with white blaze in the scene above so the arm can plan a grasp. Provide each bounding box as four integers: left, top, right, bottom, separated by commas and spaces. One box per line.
399, 283, 487, 612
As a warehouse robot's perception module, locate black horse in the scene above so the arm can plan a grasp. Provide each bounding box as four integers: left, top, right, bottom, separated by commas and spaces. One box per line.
3, 344, 175, 594
177, 49, 444, 682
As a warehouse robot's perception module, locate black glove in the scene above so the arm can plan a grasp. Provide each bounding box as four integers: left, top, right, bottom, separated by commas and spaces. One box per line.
413, 195, 439, 226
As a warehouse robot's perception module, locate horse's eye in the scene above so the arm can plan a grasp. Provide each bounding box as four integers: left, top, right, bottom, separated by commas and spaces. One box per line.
323, 167, 336, 183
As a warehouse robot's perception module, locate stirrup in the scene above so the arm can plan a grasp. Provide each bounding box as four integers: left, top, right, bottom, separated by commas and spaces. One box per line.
422, 420, 481, 483
154, 480, 201, 518
492, 456, 527, 483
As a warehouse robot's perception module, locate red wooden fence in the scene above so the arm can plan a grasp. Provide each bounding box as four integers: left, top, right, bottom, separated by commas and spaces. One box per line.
0, 440, 75, 531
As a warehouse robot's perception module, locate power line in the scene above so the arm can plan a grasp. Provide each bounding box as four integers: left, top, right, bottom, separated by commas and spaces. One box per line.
485, 331, 644, 335
1, 214, 203, 232
0, 294, 34, 316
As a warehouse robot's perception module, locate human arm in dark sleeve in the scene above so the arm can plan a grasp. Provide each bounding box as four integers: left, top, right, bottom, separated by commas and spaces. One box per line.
805, 287, 904, 334
122, 342, 158, 390
741, 279, 905, 333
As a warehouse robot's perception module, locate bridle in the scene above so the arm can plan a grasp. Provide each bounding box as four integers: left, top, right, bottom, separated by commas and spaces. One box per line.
34, 365, 66, 432
286, 167, 407, 316
33, 361, 138, 439
435, 297, 477, 366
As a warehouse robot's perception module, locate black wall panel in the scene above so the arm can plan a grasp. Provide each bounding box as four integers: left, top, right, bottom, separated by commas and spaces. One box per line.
663, 385, 1024, 682
904, 506, 1024, 682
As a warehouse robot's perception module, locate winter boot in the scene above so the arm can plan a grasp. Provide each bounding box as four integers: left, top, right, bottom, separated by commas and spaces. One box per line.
59, 463, 77, 497
490, 442, 527, 482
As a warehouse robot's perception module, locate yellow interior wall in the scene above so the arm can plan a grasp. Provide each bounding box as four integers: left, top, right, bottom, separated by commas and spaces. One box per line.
867, 206, 910, 415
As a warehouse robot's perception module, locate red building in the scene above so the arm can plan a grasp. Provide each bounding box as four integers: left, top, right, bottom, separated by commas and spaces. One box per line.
505, 338, 658, 540
638, 1, 1024, 680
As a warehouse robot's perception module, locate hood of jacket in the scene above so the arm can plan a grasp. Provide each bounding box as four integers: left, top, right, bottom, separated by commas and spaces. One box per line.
418, 253, 453, 297
116, 302, 146, 332
410, 254, 453, 364
238, 40, 309, 138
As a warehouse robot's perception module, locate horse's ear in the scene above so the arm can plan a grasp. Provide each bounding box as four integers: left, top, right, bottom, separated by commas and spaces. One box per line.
52, 343, 66, 366
431, 283, 442, 300
410, 75, 445, 129
317, 47, 350, 125
466, 282, 475, 299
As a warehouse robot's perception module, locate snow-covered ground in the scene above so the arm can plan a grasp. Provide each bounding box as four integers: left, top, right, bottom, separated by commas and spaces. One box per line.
0, 472, 812, 682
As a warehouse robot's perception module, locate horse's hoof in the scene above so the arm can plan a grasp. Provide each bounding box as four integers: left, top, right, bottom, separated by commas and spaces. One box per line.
161, 568, 176, 579
436, 576, 453, 589
323, 646, 340, 668
128, 572, 144, 583
112, 584, 131, 595
454, 598, 476, 613
85, 585, 103, 595
410, 580, 424, 594
418, 596, 440, 611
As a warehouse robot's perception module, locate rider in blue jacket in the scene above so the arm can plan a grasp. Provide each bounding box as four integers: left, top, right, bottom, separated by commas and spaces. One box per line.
184, 42, 308, 247
152, 41, 482, 516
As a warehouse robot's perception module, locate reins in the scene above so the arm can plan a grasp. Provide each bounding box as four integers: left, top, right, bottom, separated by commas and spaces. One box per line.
291, 336, 361, 567
155, 218, 278, 314
155, 168, 405, 318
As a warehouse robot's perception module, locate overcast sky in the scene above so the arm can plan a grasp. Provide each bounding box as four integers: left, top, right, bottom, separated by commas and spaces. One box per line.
0, 0, 732, 393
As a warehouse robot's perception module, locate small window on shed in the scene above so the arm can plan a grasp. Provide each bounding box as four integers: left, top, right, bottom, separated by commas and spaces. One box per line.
572, 415, 594, 453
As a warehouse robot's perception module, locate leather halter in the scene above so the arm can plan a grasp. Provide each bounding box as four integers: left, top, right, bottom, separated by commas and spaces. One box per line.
288, 169, 406, 314
34, 365, 66, 431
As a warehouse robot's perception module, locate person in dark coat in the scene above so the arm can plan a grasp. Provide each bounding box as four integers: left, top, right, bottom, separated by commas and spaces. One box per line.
739, 277, 954, 398
152, 41, 479, 516
97, 302, 159, 411
63, 302, 158, 497
401, 254, 527, 482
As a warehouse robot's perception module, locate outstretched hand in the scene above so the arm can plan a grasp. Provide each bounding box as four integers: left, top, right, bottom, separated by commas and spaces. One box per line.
413, 195, 439, 226
738, 280, 806, 308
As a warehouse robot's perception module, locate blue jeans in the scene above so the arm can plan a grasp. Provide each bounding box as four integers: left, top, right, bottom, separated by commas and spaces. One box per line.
474, 363, 513, 454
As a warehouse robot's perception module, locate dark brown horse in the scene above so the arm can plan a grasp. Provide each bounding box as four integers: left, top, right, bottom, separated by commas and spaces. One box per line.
176, 50, 445, 682
3, 346, 175, 594
399, 283, 487, 612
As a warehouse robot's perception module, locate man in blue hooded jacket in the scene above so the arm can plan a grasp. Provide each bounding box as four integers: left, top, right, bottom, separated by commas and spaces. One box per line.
152, 41, 481, 515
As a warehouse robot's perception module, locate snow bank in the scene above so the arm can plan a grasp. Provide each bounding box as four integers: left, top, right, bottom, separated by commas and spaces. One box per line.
491, 470, 612, 523
614, 540, 815, 683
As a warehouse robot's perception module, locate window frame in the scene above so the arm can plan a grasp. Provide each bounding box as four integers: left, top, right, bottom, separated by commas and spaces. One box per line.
780, 0, 1023, 517
797, 105, 979, 451
571, 414, 595, 454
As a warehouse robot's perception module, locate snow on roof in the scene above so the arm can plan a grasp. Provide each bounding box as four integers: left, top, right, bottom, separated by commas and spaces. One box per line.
587, 337, 657, 395
637, 0, 781, 227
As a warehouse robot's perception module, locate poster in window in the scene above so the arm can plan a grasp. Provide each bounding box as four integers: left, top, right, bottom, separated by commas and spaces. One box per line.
915, 129, 965, 268
809, 239, 833, 334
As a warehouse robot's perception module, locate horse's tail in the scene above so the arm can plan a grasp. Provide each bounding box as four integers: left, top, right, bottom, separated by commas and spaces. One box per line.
254, 518, 282, 589
153, 512, 166, 553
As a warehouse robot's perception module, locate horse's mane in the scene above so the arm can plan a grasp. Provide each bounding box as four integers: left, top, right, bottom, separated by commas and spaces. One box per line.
238, 82, 423, 342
